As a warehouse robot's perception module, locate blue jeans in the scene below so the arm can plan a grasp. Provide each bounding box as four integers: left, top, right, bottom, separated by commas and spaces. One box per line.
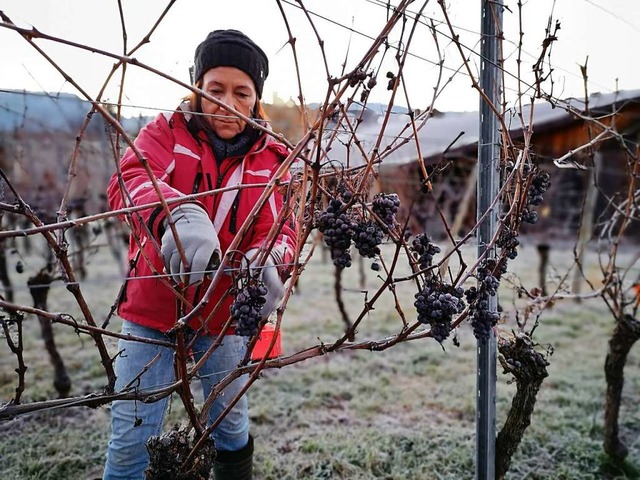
103, 321, 249, 480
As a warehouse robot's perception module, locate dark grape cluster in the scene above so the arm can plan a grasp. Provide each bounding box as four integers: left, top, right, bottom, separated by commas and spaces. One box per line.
505, 165, 551, 226
339, 187, 354, 203
465, 287, 499, 342
414, 281, 465, 343
372, 193, 400, 229
496, 226, 520, 260
348, 68, 368, 87
521, 170, 551, 225
231, 278, 268, 337
353, 220, 384, 258
528, 171, 551, 206
410, 234, 441, 270
466, 261, 501, 342
483, 274, 500, 295
317, 198, 356, 269
477, 260, 502, 290
521, 207, 538, 225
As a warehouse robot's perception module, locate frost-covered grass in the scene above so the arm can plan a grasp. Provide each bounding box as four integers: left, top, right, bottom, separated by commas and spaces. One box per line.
1, 239, 639, 479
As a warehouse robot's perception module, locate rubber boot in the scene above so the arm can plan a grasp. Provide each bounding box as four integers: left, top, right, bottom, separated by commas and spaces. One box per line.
213, 435, 253, 480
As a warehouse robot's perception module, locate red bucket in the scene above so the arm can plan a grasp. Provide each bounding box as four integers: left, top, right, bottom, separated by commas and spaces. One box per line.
251, 323, 282, 361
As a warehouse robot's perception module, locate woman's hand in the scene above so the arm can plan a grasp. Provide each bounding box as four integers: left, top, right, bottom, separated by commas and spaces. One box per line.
161, 204, 221, 285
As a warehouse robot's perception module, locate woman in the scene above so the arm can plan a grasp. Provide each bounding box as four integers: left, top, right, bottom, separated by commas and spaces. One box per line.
103, 29, 296, 480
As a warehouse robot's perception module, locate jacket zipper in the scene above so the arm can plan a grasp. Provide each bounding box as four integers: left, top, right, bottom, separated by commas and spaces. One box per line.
212, 158, 242, 216
229, 195, 240, 234
192, 172, 203, 194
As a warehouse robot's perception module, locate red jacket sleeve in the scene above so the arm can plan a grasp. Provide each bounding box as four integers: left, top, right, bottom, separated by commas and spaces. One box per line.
106, 114, 186, 238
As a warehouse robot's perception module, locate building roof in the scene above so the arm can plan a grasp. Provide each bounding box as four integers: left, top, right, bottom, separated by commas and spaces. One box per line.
0, 89, 92, 133
322, 89, 640, 168
0, 89, 145, 135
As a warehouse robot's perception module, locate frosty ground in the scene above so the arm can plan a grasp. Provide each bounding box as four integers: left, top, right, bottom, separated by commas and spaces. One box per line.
1, 240, 639, 479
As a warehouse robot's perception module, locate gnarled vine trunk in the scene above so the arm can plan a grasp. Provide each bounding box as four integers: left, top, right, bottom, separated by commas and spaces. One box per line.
496, 334, 549, 479
28, 271, 71, 398
603, 313, 640, 460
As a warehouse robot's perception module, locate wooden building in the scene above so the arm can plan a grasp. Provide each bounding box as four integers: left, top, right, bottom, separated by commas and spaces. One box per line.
322, 90, 640, 241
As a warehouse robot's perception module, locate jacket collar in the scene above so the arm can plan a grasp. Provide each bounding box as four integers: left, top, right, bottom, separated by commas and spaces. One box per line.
174, 101, 275, 157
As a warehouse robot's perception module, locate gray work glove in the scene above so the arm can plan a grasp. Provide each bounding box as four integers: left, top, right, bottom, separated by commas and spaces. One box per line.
160, 203, 221, 285
244, 248, 285, 320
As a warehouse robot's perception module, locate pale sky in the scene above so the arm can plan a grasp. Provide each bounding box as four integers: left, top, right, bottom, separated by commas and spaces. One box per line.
1, 0, 639, 116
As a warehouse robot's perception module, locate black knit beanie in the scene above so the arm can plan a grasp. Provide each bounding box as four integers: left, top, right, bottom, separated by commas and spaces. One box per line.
193, 29, 269, 98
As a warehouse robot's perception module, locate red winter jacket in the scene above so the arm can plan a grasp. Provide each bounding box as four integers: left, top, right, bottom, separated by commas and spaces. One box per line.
107, 105, 297, 334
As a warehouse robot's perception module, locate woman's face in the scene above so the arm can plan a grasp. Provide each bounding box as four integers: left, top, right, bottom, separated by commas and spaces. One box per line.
201, 66, 257, 140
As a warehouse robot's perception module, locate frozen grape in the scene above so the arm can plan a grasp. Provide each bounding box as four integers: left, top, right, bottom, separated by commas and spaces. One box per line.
372, 193, 400, 229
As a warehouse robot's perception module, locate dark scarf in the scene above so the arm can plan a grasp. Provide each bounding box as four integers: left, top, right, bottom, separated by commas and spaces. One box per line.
205, 126, 262, 163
